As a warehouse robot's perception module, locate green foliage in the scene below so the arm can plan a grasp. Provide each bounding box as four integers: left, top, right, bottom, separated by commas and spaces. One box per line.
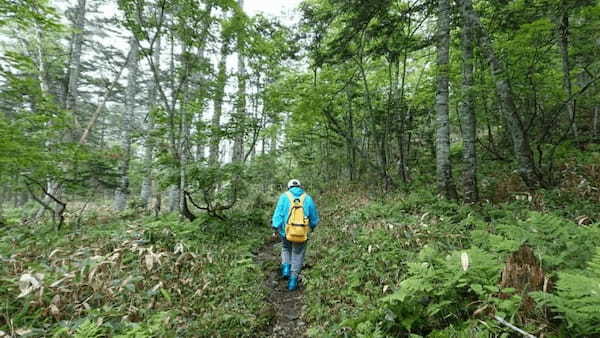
533, 248, 600, 335
0, 211, 272, 337
472, 212, 600, 270
302, 183, 600, 336
73, 319, 105, 338
378, 247, 507, 333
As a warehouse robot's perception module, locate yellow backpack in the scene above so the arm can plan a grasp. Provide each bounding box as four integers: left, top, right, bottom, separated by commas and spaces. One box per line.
285, 192, 310, 243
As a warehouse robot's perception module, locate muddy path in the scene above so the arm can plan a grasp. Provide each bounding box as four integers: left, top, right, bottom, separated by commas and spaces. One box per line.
255, 238, 307, 337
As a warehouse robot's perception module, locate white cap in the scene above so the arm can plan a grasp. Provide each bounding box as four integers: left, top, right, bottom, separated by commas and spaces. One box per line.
287, 179, 301, 189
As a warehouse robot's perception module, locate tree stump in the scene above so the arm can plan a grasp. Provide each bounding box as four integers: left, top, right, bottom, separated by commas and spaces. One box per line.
500, 245, 551, 316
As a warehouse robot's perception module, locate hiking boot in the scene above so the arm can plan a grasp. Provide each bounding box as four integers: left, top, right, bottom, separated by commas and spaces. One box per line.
288, 276, 298, 291
281, 264, 291, 279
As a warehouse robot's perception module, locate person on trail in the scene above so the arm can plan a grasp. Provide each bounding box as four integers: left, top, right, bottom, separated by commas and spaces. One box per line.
272, 179, 319, 291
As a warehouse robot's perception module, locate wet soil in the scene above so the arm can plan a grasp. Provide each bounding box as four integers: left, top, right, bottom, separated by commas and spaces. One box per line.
255, 238, 307, 337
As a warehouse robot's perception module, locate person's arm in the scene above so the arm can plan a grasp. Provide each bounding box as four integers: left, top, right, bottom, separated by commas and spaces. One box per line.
306, 195, 320, 229
271, 194, 289, 231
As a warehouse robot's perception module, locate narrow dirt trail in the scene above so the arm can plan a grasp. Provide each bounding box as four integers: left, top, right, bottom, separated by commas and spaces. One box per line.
255, 238, 307, 337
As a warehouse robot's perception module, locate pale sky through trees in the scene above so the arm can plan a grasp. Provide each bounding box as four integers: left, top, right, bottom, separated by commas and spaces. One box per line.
245, 0, 301, 19
35, 0, 303, 161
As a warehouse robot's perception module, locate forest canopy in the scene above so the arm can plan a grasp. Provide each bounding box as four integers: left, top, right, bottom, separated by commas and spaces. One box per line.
1, 0, 600, 336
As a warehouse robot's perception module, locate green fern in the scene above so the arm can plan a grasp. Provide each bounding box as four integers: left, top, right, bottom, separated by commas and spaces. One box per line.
74, 320, 103, 338
492, 212, 600, 270
533, 248, 600, 335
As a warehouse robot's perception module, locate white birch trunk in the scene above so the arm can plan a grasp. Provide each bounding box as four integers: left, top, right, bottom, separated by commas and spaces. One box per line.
66, 0, 86, 120
594, 106, 598, 138
460, 0, 478, 202
232, 0, 246, 163
209, 42, 228, 166
463, 0, 538, 187
140, 36, 161, 208
435, 0, 457, 199
558, 4, 578, 137
114, 36, 139, 211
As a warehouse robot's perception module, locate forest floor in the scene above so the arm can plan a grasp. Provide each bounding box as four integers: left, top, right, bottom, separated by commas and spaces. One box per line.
255, 237, 308, 337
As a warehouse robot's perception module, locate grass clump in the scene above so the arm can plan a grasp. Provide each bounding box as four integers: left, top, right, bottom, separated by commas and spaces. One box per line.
303, 183, 600, 337
0, 211, 272, 337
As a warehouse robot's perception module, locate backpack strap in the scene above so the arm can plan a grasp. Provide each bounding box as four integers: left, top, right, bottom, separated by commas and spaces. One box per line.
285, 192, 306, 224
285, 192, 295, 224
285, 191, 294, 203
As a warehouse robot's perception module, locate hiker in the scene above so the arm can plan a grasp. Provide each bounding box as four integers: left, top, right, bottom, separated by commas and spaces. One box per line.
272, 179, 319, 291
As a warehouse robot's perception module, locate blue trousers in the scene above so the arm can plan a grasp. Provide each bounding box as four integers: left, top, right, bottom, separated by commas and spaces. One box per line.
281, 237, 306, 278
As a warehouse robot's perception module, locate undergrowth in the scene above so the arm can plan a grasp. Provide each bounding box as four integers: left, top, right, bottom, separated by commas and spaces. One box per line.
303, 182, 600, 337
0, 210, 272, 337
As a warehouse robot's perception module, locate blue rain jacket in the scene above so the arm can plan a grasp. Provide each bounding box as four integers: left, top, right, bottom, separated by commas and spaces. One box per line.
272, 187, 320, 238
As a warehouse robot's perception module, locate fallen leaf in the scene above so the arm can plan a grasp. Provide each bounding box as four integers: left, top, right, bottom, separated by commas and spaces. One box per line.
49, 304, 60, 316
48, 249, 62, 259
17, 273, 43, 298
473, 304, 489, 316
151, 281, 163, 292
145, 254, 154, 270
15, 329, 32, 336
461, 252, 469, 272
174, 242, 184, 254
577, 216, 591, 226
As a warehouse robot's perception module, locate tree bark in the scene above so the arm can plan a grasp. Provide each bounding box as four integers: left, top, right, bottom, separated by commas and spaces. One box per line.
435, 0, 457, 199
557, 2, 578, 138
460, 0, 479, 203
232, 0, 246, 163
168, 185, 180, 212
114, 36, 139, 211
65, 0, 87, 123
34, 23, 50, 94
209, 41, 229, 166
463, 0, 539, 187
594, 106, 599, 138
140, 35, 161, 209
79, 49, 132, 145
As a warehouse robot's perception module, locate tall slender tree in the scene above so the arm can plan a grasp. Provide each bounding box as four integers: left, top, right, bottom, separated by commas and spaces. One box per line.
463, 0, 539, 187
114, 36, 139, 211
232, 0, 247, 163
459, 0, 478, 202
209, 40, 229, 166
65, 0, 86, 120
140, 35, 161, 209
557, 0, 577, 137
435, 0, 457, 199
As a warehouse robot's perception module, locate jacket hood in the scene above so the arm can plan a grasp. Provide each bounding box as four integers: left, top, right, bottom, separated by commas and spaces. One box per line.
288, 186, 305, 197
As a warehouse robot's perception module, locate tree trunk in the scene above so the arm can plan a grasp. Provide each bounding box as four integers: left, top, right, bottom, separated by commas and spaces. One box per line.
114, 36, 139, 211
209, 41, 228, 166
594, 106, 599, 138
167, 22, 180, 213
232, 0, 246, 163
178, 42, 193, 216
463, 0, 539, 187
140, 35, 161, 209
346, 92, 356, 181
168, 185, 180, 212
435, 0, 457, 199
270, 131, 278, 153
460, 0, 479, 203
34, 23, 50, 94
557, 3, 578, 138
65, 0, 87, 122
